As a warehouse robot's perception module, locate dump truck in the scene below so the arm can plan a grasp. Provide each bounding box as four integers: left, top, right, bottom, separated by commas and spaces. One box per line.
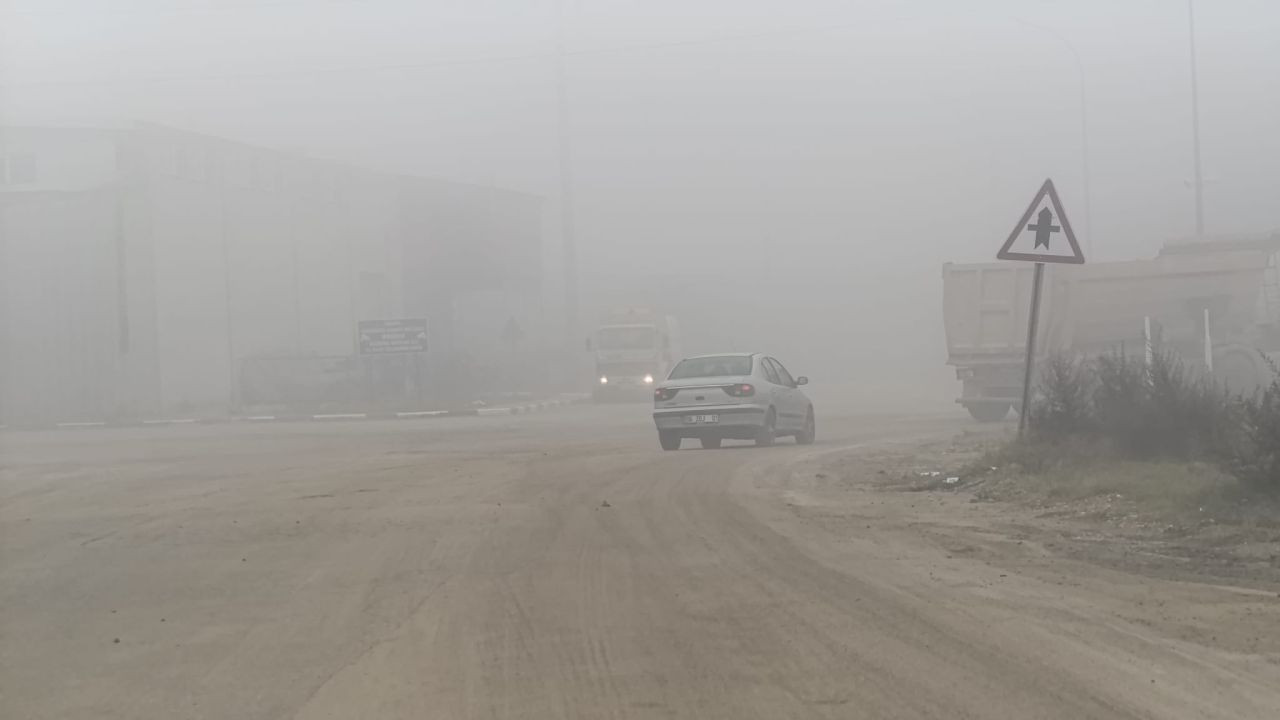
943, 232, 1280, 421
587, 309, 682, 402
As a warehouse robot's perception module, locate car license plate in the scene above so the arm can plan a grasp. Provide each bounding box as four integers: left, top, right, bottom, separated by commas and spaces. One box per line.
685, 414, 719, 424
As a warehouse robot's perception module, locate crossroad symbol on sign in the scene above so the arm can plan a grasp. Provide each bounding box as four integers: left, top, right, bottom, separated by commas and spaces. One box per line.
996, 178, 1085, 264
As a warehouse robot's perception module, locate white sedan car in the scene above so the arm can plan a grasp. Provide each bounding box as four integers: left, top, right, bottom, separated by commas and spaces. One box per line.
651, 353, 815, 450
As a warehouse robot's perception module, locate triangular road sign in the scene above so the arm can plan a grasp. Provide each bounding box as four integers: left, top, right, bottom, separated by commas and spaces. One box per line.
997, 179, 1085, 264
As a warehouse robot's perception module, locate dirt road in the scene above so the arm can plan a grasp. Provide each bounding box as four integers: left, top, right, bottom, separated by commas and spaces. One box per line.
3, 406, 1278, 719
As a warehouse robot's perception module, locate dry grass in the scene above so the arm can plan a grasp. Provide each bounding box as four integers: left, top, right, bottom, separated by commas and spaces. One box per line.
954, 440, 1280, 532
995, 461, 1227, 513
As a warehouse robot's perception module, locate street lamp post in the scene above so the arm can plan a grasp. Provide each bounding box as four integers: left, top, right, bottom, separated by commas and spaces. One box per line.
554, 1, 579, 382
1187, 0, 1206, 237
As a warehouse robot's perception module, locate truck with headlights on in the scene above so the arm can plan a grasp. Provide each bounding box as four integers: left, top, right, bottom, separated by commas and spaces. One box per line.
587, 309, 681, 402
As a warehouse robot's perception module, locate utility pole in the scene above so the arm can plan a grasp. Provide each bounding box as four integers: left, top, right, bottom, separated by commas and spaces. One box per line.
219, 184, 237, 414
1188, 0, 1206, 237
554, 1, 579, 378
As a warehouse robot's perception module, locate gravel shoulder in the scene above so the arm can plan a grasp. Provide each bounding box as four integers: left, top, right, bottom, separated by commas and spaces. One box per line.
792, 426, 1280, 668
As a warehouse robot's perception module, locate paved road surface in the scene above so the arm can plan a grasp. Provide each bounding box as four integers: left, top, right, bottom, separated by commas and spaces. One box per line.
3, 406, 1278, 718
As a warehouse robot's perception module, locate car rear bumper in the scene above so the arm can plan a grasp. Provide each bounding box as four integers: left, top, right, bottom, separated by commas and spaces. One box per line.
652, 404, 767, 438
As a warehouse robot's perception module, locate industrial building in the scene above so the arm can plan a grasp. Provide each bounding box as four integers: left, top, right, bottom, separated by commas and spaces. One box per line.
0, 124, 544, 424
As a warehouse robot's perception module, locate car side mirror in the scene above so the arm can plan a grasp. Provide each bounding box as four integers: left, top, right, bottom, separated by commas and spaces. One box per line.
795, 376, 809, 386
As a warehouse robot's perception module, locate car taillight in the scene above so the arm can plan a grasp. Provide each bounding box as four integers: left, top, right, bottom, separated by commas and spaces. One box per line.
724, 383, 755, 397
654, 387, 678, 401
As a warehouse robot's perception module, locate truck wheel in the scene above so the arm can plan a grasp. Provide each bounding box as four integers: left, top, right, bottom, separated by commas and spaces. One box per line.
659, 431, 682, 451
967, 404, 1011, 423
700, 437, 722, 449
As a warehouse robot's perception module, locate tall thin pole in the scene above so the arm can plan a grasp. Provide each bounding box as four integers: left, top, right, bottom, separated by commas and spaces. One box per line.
1188, 0, 1206, 237
1018, 262, 1046, 438
290, 200, 303, 355
1203, 308, 1213, 371
219, 185, 237, 414
554, 2, 579, 372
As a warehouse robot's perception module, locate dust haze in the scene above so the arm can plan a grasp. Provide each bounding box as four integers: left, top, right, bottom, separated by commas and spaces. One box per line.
3, 0, 1278, 420
7, 4, 1280, 719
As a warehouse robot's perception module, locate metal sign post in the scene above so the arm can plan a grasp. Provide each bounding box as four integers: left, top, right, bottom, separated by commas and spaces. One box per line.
996, 179, 1085, 437
357, 318, 429, 408
1018, 262, 1046, 437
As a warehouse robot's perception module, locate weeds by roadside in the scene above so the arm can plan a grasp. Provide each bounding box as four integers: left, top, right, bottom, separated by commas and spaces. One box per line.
1231, 363, 1280, 491
849, 349, 1280, 585
868, 426, 1280, 585
1027, 349, 1280, 493
874, 348, 1280, 572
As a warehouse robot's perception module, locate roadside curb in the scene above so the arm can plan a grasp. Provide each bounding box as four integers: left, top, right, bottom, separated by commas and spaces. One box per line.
2, 396, 589, 432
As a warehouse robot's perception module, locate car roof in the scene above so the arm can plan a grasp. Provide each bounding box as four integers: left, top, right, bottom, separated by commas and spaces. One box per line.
681, 352, 758, 360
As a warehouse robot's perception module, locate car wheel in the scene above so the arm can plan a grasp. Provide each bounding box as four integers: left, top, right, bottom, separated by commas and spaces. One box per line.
795, 408, 816, 445
700, 437, 722, 449
659, 431, 682, 451
755, 408, 777, 447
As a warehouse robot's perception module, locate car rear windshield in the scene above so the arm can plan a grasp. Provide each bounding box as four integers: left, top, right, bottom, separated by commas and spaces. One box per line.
668, 356, 752, 379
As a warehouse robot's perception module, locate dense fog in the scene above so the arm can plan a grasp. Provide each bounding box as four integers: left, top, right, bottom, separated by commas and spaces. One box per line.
6, 7, 1280, 717
2, 0, 1278, 420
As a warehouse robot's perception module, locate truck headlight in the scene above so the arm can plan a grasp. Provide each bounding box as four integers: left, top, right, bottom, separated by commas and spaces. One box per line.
643, 374, 654, 384
599, 376, 609, 384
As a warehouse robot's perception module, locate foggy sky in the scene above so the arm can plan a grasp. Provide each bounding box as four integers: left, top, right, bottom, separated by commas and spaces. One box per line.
3, 0, 1278, 406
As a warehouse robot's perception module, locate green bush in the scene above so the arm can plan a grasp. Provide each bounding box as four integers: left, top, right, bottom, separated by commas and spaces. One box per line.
1022, 347, 1280, 496
1157, 351, 1233, 456
1232, 360, 1280, 491
1031, 349, 1234, 461
1029, 354, 1094, 437
1091, 351, 1150, 452
1134, 350, 1234, 459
